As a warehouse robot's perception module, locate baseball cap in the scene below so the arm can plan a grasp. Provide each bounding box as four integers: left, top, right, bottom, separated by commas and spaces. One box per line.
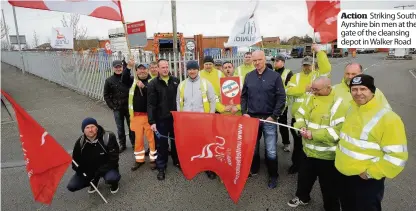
272, 54, 286, 62
135, 63, 149, 69
214, 59, 222, 66
302, 56, 313, 65
112, 60, 123, 67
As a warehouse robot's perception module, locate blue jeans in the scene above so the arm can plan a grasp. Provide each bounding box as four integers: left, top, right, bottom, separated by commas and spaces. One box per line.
113, 108, 135, 147
67, 169, 121, 192
251, 121, 278, 177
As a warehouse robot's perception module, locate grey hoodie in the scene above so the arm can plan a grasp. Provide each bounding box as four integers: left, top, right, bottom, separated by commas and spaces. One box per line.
176, 75, 216, 113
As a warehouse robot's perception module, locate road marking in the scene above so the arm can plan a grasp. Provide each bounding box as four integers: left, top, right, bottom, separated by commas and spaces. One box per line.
409, 70, 416, 79
1, 150, 73, 169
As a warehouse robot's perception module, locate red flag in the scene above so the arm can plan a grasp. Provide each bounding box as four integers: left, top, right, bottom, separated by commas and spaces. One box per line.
172, 111, 259, 203
306, 0, 341, 43
1, 90, 72, 205
8, 0, 123, 21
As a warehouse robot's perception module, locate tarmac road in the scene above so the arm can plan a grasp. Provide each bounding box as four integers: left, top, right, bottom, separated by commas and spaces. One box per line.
1, 52, 415, 211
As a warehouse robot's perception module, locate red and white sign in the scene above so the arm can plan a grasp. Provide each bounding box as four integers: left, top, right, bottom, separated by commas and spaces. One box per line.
126, 20, 147, 47
126, 20, 146, 34
104, 41, 112, 54
220, 77, 241, 105
8, 0, 123, 21
172, 111, 259, 203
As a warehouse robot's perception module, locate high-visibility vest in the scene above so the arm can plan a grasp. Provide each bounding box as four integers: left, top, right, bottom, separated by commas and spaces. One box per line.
280, 68, 291, 88
179, 78, 210, 113
128, 77, 149, 119
335, 100, 408, 179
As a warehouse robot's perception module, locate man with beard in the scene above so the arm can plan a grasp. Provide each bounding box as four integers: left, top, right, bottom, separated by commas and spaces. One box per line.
67, 118, 120, 194
333, 63, 390, 109
121, 59, 157, 171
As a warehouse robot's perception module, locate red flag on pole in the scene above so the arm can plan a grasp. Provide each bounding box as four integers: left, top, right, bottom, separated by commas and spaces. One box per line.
172, 111, 259, 203
1, 90, 72, 205
306, 0, 341, 43
8, 0, 123, 21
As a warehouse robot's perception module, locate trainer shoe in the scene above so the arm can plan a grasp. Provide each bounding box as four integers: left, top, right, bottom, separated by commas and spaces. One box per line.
110, 183, 119, 194
268, 177, 278, 189
287, 197, 309, 207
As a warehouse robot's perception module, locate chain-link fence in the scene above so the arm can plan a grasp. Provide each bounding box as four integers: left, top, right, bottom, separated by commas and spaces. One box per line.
1, 50, 246, 101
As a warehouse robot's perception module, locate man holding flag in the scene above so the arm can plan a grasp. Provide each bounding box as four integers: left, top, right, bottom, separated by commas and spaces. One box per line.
67, 118, 121, 194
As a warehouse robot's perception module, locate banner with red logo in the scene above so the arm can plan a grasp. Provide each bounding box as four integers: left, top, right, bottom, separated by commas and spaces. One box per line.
1, 90, 72, 205
172, 111, 259, 203
306, 0, 341, 43
220, 77, 241, 105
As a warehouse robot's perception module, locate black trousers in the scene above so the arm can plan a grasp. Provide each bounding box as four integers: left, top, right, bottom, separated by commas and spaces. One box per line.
296, 157, 340, 211
339, 174, 385, 211
278, 107, 290, 145
155, 117, 179, 170
290, 118, 305, 168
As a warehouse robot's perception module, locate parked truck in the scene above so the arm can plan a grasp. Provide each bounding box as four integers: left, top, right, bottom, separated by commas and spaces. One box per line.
304, 44, 313, 57
290, 47, 304, 58
332, 44, 348, 57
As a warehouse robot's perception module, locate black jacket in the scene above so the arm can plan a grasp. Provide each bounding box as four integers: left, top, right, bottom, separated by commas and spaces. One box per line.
275, 67, 293, 86
241, 67, 286, 120
71, 125, 119, 179
121, 67, 151, 113
103, 73, 130, 110
147, 75, 180, 125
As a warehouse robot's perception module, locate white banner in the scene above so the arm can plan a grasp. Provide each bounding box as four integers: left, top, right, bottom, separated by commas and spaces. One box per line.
50, 27, 73, 49
224, 1, 261, 48
108, 27, 130, 57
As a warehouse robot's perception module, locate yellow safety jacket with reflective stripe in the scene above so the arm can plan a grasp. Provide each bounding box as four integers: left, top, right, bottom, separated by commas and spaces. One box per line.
333, 78, 391, 110
294, 90, 349, 160
178, 78, 210, 113
286, 51, 332, 116
128, 76, 150, 119
280, 68, 292, 112
335, 97, 408, 180
236, 63, 255, 83
199, 68, 224, 97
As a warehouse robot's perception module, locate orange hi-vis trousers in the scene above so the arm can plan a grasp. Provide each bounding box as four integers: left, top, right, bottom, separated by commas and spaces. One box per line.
130, 112, 157, 163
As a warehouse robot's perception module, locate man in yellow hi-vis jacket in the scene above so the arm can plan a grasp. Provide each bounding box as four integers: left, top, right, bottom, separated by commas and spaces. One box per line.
286, 44, 332, 174
215, 61, 242, 116
287, 76, 349, 210
333, 62, 391, 109
335, 74, 408, 211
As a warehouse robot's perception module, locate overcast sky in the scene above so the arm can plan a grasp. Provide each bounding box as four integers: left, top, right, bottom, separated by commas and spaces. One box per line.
1, 0, 415, 46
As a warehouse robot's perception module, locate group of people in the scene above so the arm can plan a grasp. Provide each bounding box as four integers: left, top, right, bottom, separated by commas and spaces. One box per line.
66, 44, 408, 211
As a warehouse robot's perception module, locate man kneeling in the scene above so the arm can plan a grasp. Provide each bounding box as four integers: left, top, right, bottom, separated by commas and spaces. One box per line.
67, 117, 121, 194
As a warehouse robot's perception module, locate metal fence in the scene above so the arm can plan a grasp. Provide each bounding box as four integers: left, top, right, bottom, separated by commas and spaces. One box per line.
1, 50, 246, 101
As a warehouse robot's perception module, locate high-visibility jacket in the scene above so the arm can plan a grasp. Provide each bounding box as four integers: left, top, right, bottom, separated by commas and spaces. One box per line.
199, 68, 224, 96
148, 73, 158, 82
335, 97, 408, 180
280, 68, 292, 111
128, 76, 150, 119
178, 77, 211, 113
236, 63, 255, 84
294, 90, 349, 160
333, 78, 391, 110
286, 51, 332, 116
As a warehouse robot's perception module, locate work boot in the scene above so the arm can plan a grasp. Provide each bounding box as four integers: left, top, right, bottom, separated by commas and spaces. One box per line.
131, 162, 144, 171
157, 169, 165, 181
149, 161, 156, 170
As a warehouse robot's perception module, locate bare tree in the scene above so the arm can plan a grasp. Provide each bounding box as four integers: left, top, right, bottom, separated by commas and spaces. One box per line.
33, 30, 39, 48
1, 18, 9, 39
1, 39, 10, 50
61, 14, 87, 40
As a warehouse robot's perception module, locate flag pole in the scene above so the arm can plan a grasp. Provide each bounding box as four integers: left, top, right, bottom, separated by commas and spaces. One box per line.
312, 29, 316, 72
259, 119, 302, 132
11, 6, 26, 74
117, 0, 143, 96
72, 160, 108, 204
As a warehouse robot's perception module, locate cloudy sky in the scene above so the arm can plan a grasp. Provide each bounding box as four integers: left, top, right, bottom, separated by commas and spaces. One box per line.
1, 0, 414, 46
